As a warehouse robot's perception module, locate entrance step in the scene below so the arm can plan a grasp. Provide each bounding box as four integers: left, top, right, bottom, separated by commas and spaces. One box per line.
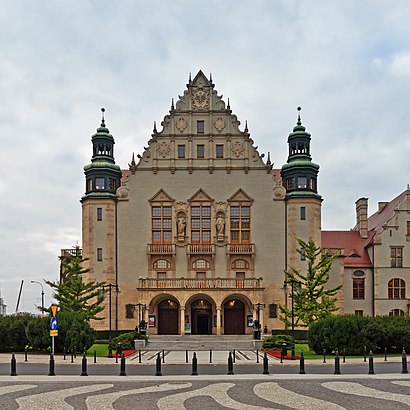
146, 335, 255, 350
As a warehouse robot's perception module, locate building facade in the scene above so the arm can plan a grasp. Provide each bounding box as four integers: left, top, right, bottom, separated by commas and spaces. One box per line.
79, 71, 322, 334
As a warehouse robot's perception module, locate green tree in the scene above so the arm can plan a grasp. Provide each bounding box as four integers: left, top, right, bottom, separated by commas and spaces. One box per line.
279, 238, 342, 327
45, 245, 105, 321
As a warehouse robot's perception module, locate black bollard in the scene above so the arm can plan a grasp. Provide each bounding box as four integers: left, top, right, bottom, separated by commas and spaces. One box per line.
363, 346, 367, 362
138, 349, 141, 364
49, 353, 55, 376
93, 349, 97, 364
63, 346, 66, 361
262, 352, 269, 375
227, 351, 234, 375
185, 350, 188, 363
334, 351, 341, 375
280, 350, 283, 364
384, 347, 388, 362
81, 352, 88, 376
233, 349, 236, 363
299, 351, 306, 374
256, 349, 259, 363
368, 350, 375, 375
155, 352, 162, 376
402, 348, 408, 374
192, 352, 198, 376
210, 349, 212, 363
71, 349, 74, 363
11, 354, 17, 376
342, 348, 346, 363
24, 347, 28, 362
323, 349, 326, 363
119, 352, 126, 376
162, 349, 165, 363
115, 347, 119, 364
74, 346, 77, 359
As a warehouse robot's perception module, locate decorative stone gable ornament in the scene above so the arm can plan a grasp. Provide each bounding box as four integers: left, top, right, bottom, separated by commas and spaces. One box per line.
214, 117, 226, 133
176, 117, 187, 132
232, 141, 244, 158
192, 83, 210, 110
157, 141, 171, 158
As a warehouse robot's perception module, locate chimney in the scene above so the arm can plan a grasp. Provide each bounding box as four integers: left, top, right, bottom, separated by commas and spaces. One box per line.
355, 197, 368, 239
378, 202, 388, 212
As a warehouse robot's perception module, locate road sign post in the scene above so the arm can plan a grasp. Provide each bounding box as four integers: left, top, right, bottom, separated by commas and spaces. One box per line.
50, 305, 58, 356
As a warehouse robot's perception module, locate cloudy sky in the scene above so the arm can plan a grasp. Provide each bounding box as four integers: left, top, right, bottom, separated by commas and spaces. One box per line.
0, 0, 409, 313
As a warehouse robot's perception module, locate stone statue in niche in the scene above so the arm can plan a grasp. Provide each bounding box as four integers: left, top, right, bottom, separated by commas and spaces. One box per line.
177, 216, 186, 239
216, 214, 225, 241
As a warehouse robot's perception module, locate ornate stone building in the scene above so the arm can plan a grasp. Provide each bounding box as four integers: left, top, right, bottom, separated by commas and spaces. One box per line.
79, 70, 322, 334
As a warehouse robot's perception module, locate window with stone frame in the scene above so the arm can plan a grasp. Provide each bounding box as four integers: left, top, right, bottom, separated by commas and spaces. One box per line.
389, 308, 405, 316
232, 259, 249, 269
97, 248, 103, 261
197, 120, 205, 134
353, 278, 365, 299
152, 205, 172, 243
191, 206, 211, 243
230, 205, 250, 243
97, 207, 103, 221
216, 144, 224, 158
388, 278, 406, 299
197, 144, 205, 158
391, 247, 403, 268
178, 144, 185, 158
192, 259, 210, 269
153, 259, 171, 270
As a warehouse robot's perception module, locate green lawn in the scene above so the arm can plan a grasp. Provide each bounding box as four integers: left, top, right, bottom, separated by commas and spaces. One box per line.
87, 343, 109, 357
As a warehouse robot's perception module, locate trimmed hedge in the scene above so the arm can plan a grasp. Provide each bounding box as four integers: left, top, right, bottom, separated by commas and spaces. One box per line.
112, 331, 148, 349
308, 315, 410, 355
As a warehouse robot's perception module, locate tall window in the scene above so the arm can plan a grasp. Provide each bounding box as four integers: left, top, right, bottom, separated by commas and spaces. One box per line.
391, 247, 403, 267
230, 206, 250, 243
388, 278, 406, 299
300, 206, 306, 220
97, 248, 103, 261
197, 120, 205, 134
191, 206, 211, 243
216, 144, 224, 158
152, 206, 172, 243
178, 145, 185, 158
97, 208, 103, 221
197, 144, 205, 158
353, 278, 365, 299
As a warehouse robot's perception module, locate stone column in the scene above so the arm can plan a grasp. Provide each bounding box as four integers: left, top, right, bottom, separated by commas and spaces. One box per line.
180, 306, 185, 335
216, 306, 221, 336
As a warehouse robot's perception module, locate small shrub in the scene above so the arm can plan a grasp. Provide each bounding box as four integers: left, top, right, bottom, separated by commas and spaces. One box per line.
112, 331, 148, 349
262, 334, 291, 349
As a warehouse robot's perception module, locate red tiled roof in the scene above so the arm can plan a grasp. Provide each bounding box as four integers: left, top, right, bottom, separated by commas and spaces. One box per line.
272, 168, 282, 184
367, 190, 407, 233
321, 230, 375, 268
121, 170, 131, 185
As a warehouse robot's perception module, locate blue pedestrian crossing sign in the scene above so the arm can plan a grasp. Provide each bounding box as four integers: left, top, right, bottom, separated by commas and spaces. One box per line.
50, 317, 58, 330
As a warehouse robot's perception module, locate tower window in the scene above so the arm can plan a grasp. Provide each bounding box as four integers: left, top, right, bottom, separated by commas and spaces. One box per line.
178, 145, 185, 158
297, 177, 307, 189
97, 248, 103, 261
108, 178, 116, 191
197, 120, 205, 134
216, 144, 224, 158
97, 208, 103, 221
310, 178, 317, 191
197, 144, 205, 158
87, 178, 92, 193
286, 178, 294, 190
300, 207, 306, 220
95, 177, 105, 190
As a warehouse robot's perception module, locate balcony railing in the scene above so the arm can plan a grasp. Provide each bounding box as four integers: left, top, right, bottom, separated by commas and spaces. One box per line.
60, 248, 82, 258
187, 243, 215, 254
227, 243, 255, 254
137, 277, 262, 290
147, 243, 176, 254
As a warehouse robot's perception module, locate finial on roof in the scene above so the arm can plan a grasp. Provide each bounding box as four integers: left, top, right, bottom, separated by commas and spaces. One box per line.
153, 121, 157, 133
189, 72, 192, 83
266, 151, 271, 166
171, 98, 174, 110
210, 73, 213, 83
227, 98, 230, 110
129, 152, 137, 173
297, 106, 302, 126
101, 107, 105, 126
244, 120, 248, 132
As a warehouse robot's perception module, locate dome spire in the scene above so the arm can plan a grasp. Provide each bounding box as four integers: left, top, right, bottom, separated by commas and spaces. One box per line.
297, 106, 302, 126
101, 107, 106, 127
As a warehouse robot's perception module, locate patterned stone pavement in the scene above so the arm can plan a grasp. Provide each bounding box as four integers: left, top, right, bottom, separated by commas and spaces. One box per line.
0, 375, 409, 409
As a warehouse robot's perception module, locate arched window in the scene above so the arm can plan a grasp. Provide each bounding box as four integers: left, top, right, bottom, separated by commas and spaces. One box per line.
232, 259, 249, 269
389, 309, 405, 317
153, 259, 171, 270
388, 278, 406, 299
192, 259, 209, 269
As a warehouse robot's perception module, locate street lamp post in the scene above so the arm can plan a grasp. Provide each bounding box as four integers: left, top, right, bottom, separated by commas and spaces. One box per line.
252, 303, 265, 340
283, 279, 301, 360
30, 280, 44, 316
102, 283, 119, 358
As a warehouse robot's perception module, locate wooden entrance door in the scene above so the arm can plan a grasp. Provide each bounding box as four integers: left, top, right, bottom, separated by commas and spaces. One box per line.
191, 299, 212, 335
158, 300, 179, 335
224, 299, 245, 334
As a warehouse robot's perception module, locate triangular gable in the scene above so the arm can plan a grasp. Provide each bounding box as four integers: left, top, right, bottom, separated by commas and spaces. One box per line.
228, 189, 254, 203
191, 70, 211, 87
188, 189, 214, 203
149, 189, 174, 203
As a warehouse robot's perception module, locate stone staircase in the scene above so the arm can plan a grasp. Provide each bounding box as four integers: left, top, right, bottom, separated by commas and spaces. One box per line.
146, 335, 257, 351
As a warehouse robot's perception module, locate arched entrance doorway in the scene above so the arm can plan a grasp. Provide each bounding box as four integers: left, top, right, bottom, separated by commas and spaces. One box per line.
191, 299, 212, 335
224, 299, 245, 335
158, 299, 179, 335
